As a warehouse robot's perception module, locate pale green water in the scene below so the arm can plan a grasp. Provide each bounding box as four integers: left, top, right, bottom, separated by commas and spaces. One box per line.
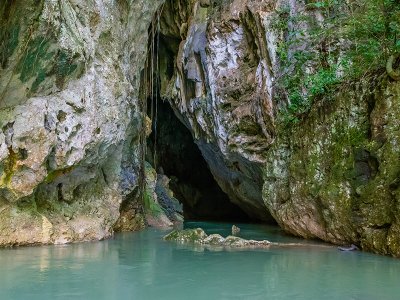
1, 222, 400, 300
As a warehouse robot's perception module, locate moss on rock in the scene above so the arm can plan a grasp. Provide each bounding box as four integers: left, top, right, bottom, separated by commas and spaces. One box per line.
263, 78, 400, 257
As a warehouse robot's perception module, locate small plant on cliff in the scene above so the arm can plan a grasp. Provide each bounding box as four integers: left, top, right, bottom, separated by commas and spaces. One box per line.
273, 0, 400, 124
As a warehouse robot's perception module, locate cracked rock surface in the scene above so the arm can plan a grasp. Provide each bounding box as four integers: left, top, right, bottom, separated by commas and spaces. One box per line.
157, 0, 400, 256
0, 0, 163, 245
1, 0, 400, 258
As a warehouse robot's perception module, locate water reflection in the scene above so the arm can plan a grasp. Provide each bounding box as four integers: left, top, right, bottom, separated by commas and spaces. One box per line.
0, 223, 400, 300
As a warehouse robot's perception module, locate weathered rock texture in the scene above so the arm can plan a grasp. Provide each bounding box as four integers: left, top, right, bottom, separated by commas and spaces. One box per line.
155, 0, 400, 256
142, 162, 183, 228
264, 79, 400, 257
1, 0, 399, 258
0, 0, 163, 245
163, 227, 333, 251
158, 0, 277, 221
164, 227, 272, 249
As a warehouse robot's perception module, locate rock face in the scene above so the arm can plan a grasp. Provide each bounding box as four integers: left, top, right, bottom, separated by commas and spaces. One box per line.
1, 0, 399, 258
156, 0, 400, 257
158, 0, 277, 221
142, 162, 183, 228
264, 80, 400, 257
0, 0, 163, 245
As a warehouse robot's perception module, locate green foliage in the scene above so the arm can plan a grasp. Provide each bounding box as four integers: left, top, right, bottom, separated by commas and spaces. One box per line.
274, 0, 400, 124
0, 147, 17, 186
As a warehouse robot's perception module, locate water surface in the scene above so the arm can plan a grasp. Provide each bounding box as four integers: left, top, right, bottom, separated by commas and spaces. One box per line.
1, 222, 399, 300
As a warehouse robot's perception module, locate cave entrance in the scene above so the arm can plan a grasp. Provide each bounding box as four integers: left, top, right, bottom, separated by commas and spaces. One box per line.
142, 5, 250, 222
146, 99, 250, 222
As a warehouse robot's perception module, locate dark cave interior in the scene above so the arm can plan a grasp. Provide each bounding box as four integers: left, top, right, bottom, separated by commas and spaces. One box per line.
142, 15, 252, 222
147, 99, 250, 222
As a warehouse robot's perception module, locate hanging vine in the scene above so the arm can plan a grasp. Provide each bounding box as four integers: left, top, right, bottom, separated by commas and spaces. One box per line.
138, 3, 165, 204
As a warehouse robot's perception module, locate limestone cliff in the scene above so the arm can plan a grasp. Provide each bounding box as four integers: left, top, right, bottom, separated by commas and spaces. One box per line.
1, 0, 399, 258
0, 0, 163, 245
158, 0, 277, 221
156, 0, 400, 256
263, 80, 400, 256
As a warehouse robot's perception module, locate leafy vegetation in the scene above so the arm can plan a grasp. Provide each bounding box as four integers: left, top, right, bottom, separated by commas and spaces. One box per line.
273, 0, 400, 124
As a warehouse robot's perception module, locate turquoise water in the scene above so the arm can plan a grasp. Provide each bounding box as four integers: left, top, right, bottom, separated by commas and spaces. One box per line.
1, 222, 400, 300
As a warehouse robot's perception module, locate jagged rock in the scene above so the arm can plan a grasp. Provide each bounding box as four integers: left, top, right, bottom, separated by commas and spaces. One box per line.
157, 0, 400, 257
142, 163, 183, 229
158, 0, 277, 222
155, 174, 184, 225
0, 0, 164, 246
1, 0, 399, 258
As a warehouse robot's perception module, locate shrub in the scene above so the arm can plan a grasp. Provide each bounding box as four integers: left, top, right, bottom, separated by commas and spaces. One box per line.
273, 0, 400, 124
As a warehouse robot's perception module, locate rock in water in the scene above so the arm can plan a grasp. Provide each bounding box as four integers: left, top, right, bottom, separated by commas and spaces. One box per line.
232, 225, 240, 236
164, 228, 208, 243
164, 228, 270, 249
